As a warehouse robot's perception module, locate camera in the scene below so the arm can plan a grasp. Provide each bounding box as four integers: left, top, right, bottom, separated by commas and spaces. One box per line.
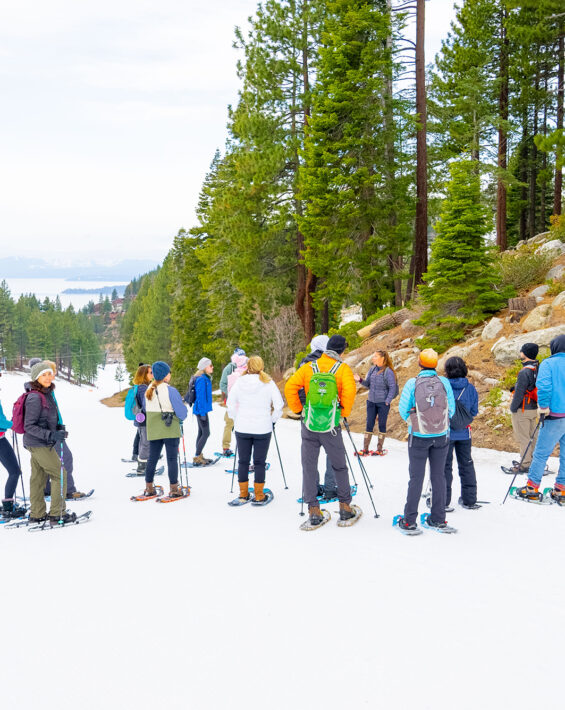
161, 412, 174, 427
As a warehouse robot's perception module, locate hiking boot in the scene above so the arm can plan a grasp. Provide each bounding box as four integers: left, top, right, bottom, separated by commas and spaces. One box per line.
508, 463, 529, 474
2, 499, 27, 519
223, 448, 234, 457
397, 516, 417, 532
308, 505, 324, 526
49, 512, 77, 525
515, 482, 540, 501
132, 454, 138, 462
445, 504, 455, 513
550, 486, 565, 503
136, 460, 147, 474
66, 491, 87, 500
339, 502, 356, 521
363, 432, 372, 453
202, 456, 214, 465
193, 455, 206, 466
254, 482, 265, 503
377, 435, 385, 454
425, 515, 447, 529
29, 515, 48, 523
144, 483, 156, 497
169, 484, 184, 498
238, 481, 250, 501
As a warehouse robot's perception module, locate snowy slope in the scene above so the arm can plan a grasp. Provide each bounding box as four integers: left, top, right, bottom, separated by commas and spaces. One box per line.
0, 366, 563, 710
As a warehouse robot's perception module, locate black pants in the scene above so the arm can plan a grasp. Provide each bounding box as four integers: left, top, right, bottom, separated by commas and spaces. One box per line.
366, 401, 390, 434
146, 437, 179, 485
133, 430, 140, 457
235, 432, 271, 484
403, 434, 449, 525
444, 439, 477, 506
1, 437, 22, 500
195, 415, 210, 456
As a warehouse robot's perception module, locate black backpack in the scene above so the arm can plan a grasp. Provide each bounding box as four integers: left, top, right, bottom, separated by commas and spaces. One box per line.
450, 387, 473, 430
185, 375, 197, 407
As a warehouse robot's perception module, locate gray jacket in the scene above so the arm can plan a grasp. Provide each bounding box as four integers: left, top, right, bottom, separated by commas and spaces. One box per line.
361, 366, 398, 405
23, 384, 61, 449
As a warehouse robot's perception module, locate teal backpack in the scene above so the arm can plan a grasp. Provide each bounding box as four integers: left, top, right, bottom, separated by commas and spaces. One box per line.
124, 385, 140, 421
304, 361, 341, 433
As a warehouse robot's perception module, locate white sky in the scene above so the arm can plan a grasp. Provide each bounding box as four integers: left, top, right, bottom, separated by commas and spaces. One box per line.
0, 0, 457, 265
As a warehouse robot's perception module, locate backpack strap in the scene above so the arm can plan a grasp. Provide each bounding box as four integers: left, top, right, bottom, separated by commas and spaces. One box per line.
329, 362, 341, 375
456, 387, 467, 401
311, 362, 320, 374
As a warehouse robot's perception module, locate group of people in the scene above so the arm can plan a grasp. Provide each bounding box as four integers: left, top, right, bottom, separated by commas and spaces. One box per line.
2, 332, 564, 529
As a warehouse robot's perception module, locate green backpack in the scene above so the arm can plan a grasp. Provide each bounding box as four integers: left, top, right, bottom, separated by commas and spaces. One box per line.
304, 361, 341, 433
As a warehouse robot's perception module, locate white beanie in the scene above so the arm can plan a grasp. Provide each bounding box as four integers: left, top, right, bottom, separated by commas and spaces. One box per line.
310, 334, 329, 353
198, 357, 212, 371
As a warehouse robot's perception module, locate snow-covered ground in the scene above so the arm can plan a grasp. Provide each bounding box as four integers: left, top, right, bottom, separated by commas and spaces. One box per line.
0, 366, 563, 709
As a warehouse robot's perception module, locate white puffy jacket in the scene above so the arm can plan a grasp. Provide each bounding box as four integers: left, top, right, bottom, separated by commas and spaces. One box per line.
227, 374, 284, 435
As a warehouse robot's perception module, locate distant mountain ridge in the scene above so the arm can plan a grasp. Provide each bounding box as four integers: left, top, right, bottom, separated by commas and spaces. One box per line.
0, 257, 159, 281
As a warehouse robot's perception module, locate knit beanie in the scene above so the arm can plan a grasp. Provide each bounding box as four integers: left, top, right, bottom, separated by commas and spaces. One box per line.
151, 361, 171, 381
233, 348, 246, 356
419, 348, 438, 369
28, 358, 42, 369
310, 334, 329, 353
520, 343, 539, 360
31, 360, 54, 382
326, 335, 347, 354
198, 357, 212, 371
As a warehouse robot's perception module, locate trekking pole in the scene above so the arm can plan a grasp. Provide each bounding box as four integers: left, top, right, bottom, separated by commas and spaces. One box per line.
342, 419, 373, 488
59, 440, 65, 524
12, 431, 26, 505
230, 442, 238, 494
180, 425, 189, 490
343, 446, 357, 486
343, 419, 379, 518
272, 424, 288, 489
502, 418, 542, 505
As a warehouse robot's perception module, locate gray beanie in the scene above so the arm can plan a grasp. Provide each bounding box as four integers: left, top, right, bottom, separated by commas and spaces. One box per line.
31, 360, 54, 382
198, 357, 212, 371
28, 358, 42, 368
310, 334, 329, 353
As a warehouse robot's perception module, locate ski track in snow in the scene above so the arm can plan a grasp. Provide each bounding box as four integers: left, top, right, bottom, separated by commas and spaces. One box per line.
0, 366, 563, 709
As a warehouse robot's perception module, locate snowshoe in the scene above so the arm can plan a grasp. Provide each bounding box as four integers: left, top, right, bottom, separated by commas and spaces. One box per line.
228, 493, 254, 507
425, 496, 454, 513
542, 487, 565, 506
457, 497, 481, 510
336, 504, 362, 528
29, 511, 92, 531
131, 485, 164, 502
65, 489, 95, 501
184, 456, 220, 469
126, 465, 164, 478
420, 513, 457, 534
157, 486, 191, 503
299, 509, 331, 531
1, 500, 27, 519
251, 488, 274, 507
509, 484, 547, 504
215, 450, 235, 458
393, 514, 423, 536
297, 484, 357, 505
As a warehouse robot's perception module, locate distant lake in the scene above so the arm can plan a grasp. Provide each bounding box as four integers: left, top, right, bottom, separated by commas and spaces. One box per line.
3, 278, 129, 310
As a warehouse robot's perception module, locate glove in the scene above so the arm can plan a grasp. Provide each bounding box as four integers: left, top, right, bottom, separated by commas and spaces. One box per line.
538, 407, 550, 416
50, 430, 67, 444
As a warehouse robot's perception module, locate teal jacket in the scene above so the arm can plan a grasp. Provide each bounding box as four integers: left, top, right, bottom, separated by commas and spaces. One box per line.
398, 369, 455, 437
0, 400, 13, 434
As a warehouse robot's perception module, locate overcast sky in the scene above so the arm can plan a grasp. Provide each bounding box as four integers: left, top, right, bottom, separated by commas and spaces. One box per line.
0, 0, 457, 265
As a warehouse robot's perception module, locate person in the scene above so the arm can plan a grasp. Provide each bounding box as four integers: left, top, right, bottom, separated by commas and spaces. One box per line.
296, 334, 338, 501
0, 381, 25, 519
443, 356, 479, 509
143, 361, 187, 497
508, 343, 540, 474
354, 349, 398, 455
285, 334, 358, 526
227, 356, 283, 503
219, 348, 246, 456
132, 364, 153, 474
23, 360, 76, 524
515, 335, 565, 502
130, 361, 146, 462
27, 358, 88, 500
396, 349, 455, 533
192, 357, 214, 465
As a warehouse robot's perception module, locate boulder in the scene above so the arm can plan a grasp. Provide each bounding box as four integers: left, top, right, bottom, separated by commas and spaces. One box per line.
522, 303, 553, 332
537, 239, 565, 256
552, 291, 565, 309
400, 355, 417, 369
491, 325, 565, 365
481, 317, 503, 341
390, 347, 414, 367
484, 377, 501, 387
546, 264, 565, 281
530, 284, 549, 298
283, 367, 296, 379
400, 319, 414, 330
400, 337, 412, 345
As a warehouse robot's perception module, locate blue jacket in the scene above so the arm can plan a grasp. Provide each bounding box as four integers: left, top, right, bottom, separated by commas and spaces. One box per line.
134, 383, 148, 428
193, 374, 213, 416
447, 376, 479, 441
398, 370, 456, 437
0, 401, 13, 434
537, 352, 565, 415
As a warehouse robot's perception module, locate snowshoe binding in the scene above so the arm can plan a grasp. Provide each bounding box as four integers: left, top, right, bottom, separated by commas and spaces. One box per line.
393, 514, 423, 536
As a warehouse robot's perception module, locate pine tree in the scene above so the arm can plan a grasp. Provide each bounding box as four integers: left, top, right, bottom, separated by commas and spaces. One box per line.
417, 160, 506, 350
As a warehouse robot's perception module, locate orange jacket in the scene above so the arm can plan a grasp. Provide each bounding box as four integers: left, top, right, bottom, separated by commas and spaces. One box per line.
285, 353, 357, 418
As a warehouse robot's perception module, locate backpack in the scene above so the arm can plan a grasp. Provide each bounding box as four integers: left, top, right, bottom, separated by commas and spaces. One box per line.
124, 385, 140, 421
11, 391, 49, 434
410, 375, 449, 436
450, 387, 474, 430
304, 361, 341, 433
227, 369, 244, 394
384, 367, 399, 400
521, 365, 538, 410
185, 375, 197, 407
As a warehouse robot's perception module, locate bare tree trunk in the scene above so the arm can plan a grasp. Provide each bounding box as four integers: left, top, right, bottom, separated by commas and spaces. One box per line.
496, 7, 508, 251
555, 28, 564, 216
528, 65, 540, 238
540, 65, 548, 233
412, 0, 428, 291
321, 300, 329, 333
519, 115, 528, 243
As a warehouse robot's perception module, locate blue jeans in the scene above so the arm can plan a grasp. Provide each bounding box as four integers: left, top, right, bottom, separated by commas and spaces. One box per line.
528, 418, 565, 487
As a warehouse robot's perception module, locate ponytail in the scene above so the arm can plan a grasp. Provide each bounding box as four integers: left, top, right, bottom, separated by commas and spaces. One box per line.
145, 379, 164, 401
245, 355, 271, 384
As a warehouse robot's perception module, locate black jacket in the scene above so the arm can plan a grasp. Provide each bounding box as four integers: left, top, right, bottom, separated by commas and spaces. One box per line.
509, 360, 539, 413
23, 382, 61, 448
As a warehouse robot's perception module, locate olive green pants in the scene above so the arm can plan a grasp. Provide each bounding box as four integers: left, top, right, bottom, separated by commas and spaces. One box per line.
28, 446, 67, 518
222, 410, 234, 450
